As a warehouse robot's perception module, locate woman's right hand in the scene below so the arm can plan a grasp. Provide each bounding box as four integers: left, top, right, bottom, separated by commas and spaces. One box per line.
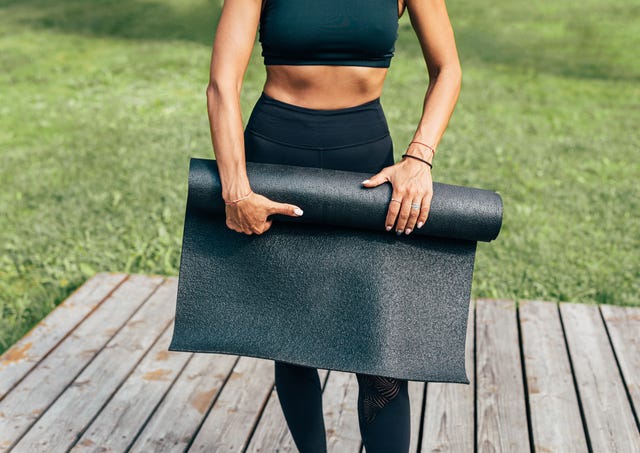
224, 192, 304, 235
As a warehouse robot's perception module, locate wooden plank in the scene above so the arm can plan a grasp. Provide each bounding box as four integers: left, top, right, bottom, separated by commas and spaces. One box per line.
475, 298, 530, 453
0, 272, 128, 397
71, 323, 192, 451
560, 302, 640, 452
322, 370, 360, 452
129, 352, 238, 452
246, 368, 330, 452
422, 300, 474, 452
188, 356, 275, 451
0, 274, 164, 451
11, 277, 176, 452
600, 304, 640, 424
408, 381, 425, 453
519, 300, 588, 452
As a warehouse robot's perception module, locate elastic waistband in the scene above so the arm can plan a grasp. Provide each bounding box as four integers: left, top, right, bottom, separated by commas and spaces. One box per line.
246, 90, 390, 149
258, 91, 382, 116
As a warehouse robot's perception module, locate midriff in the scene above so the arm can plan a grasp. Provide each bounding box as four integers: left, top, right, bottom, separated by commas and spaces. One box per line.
262, 65, 389, 110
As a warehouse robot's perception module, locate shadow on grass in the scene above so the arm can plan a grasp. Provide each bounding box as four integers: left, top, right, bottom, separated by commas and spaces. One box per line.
2, 0, 638, 81
395, 5, 639, 82
1, 0, 222, 46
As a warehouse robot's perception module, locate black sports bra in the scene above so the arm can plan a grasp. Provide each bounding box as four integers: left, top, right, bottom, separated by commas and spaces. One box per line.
258, 0, 400, 68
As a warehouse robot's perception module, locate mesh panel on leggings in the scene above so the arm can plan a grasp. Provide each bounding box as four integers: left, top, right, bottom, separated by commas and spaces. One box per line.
358, 374, 402, 424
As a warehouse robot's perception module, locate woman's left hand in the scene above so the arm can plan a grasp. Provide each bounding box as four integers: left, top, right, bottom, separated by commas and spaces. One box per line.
361, 155, 433, 235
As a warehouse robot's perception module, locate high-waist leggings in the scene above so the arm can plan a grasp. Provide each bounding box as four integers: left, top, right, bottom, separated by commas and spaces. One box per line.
243, 91, 411, 453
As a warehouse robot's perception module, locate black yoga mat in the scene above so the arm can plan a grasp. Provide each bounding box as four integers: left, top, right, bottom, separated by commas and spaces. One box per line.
168, 157, 503, 383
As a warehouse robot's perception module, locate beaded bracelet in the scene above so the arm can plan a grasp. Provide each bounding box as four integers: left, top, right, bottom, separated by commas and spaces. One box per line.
224, 189, 253, 205
401, 153, 433, 169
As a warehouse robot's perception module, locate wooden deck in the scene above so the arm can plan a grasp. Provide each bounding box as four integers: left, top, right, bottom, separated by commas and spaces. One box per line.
0, 273, 638, 452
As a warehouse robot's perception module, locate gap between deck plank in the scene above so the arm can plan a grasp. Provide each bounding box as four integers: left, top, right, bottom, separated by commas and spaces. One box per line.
475, 298, 530, 453
519, 300, 588, 452
186, 356, 275, 451
560, 302, 640, 452
128, 352, 239, 452
0, 272, 128, 398
421, 300, 475, 453
599, 303, 640, 430
10, 276, 175, 452
70, 322, 192, 451
0, 274, 164, 452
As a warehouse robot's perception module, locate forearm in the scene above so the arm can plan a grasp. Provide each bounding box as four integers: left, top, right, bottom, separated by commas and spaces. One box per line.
206, 81, 252, 201
408, 65, 462, 161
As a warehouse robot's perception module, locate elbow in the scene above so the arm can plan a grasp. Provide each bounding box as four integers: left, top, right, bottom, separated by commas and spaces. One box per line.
453, 61, 462, 85
429, 62, 462, 89
205, 80, 223, 100
450, 63, 462, 92
206, 78, 241, 101
205, 82, 216, 97
450, 60, 462, 81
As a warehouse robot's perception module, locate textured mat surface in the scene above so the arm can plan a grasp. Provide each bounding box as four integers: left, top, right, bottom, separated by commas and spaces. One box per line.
168, 158, 503, 383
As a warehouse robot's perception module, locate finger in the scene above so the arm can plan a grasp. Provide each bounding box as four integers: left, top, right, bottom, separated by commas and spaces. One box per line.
225, 218, 241, 233
361, 170, 390, 188
416, 192, 432, 228
385, 192, 402, 231
254, 219, 272, 235
394, 196, 414, 234
240, 217, 254, 235
404, 196, 423, 234
268, 202, 304, 217
236, 211, 257, 235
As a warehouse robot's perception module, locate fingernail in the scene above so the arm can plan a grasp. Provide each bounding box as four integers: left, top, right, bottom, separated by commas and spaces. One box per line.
386, 225, 392, 231
396, 230, 402, 236
417, 221, 424, 228
361, 179, 370, 184
294, 208, 303, 216
405, 228, 412, 235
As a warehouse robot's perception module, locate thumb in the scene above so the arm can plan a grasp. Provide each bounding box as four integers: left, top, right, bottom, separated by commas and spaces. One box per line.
269, 202, 304, 217
361, 171, 389, 188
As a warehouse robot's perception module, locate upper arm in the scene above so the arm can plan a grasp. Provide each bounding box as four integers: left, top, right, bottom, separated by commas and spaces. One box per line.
405, 0, 461, 77
209, 0, 264, 93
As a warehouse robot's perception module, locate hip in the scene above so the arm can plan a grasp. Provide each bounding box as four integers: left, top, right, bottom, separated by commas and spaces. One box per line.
243, 91, 395, 173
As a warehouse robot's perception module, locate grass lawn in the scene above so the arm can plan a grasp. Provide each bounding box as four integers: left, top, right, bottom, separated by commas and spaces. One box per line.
1, 0, 638, 354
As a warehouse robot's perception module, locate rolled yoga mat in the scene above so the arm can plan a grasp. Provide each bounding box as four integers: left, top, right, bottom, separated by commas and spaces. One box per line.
168, 157, 503, 383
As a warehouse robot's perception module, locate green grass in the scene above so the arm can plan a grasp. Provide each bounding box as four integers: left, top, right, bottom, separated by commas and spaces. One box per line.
1, 0, 638, 354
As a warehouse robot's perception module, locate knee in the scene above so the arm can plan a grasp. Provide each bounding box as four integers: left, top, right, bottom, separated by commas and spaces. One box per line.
356, 373, 408, 424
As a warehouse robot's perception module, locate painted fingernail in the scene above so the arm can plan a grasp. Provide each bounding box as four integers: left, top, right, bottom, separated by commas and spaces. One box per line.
294, 208, 304, 216
396, 230, 402, 235
386, 225, 392, 231
361, 179, 370, 184
405, 228, 412, 235
417, 221, 424, 228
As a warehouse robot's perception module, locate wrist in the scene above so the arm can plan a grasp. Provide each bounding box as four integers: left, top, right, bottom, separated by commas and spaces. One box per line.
406, 141, 436, 163
224, 188, 253, 205
222, 184, 252, 203
401, 153, 433, 170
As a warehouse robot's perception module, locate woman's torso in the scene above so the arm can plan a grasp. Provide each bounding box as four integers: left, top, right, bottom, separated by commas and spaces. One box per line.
259, 0, 406, 109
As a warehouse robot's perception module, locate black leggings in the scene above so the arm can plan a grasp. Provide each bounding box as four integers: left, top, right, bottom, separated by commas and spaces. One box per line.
244, 91, 411, 452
